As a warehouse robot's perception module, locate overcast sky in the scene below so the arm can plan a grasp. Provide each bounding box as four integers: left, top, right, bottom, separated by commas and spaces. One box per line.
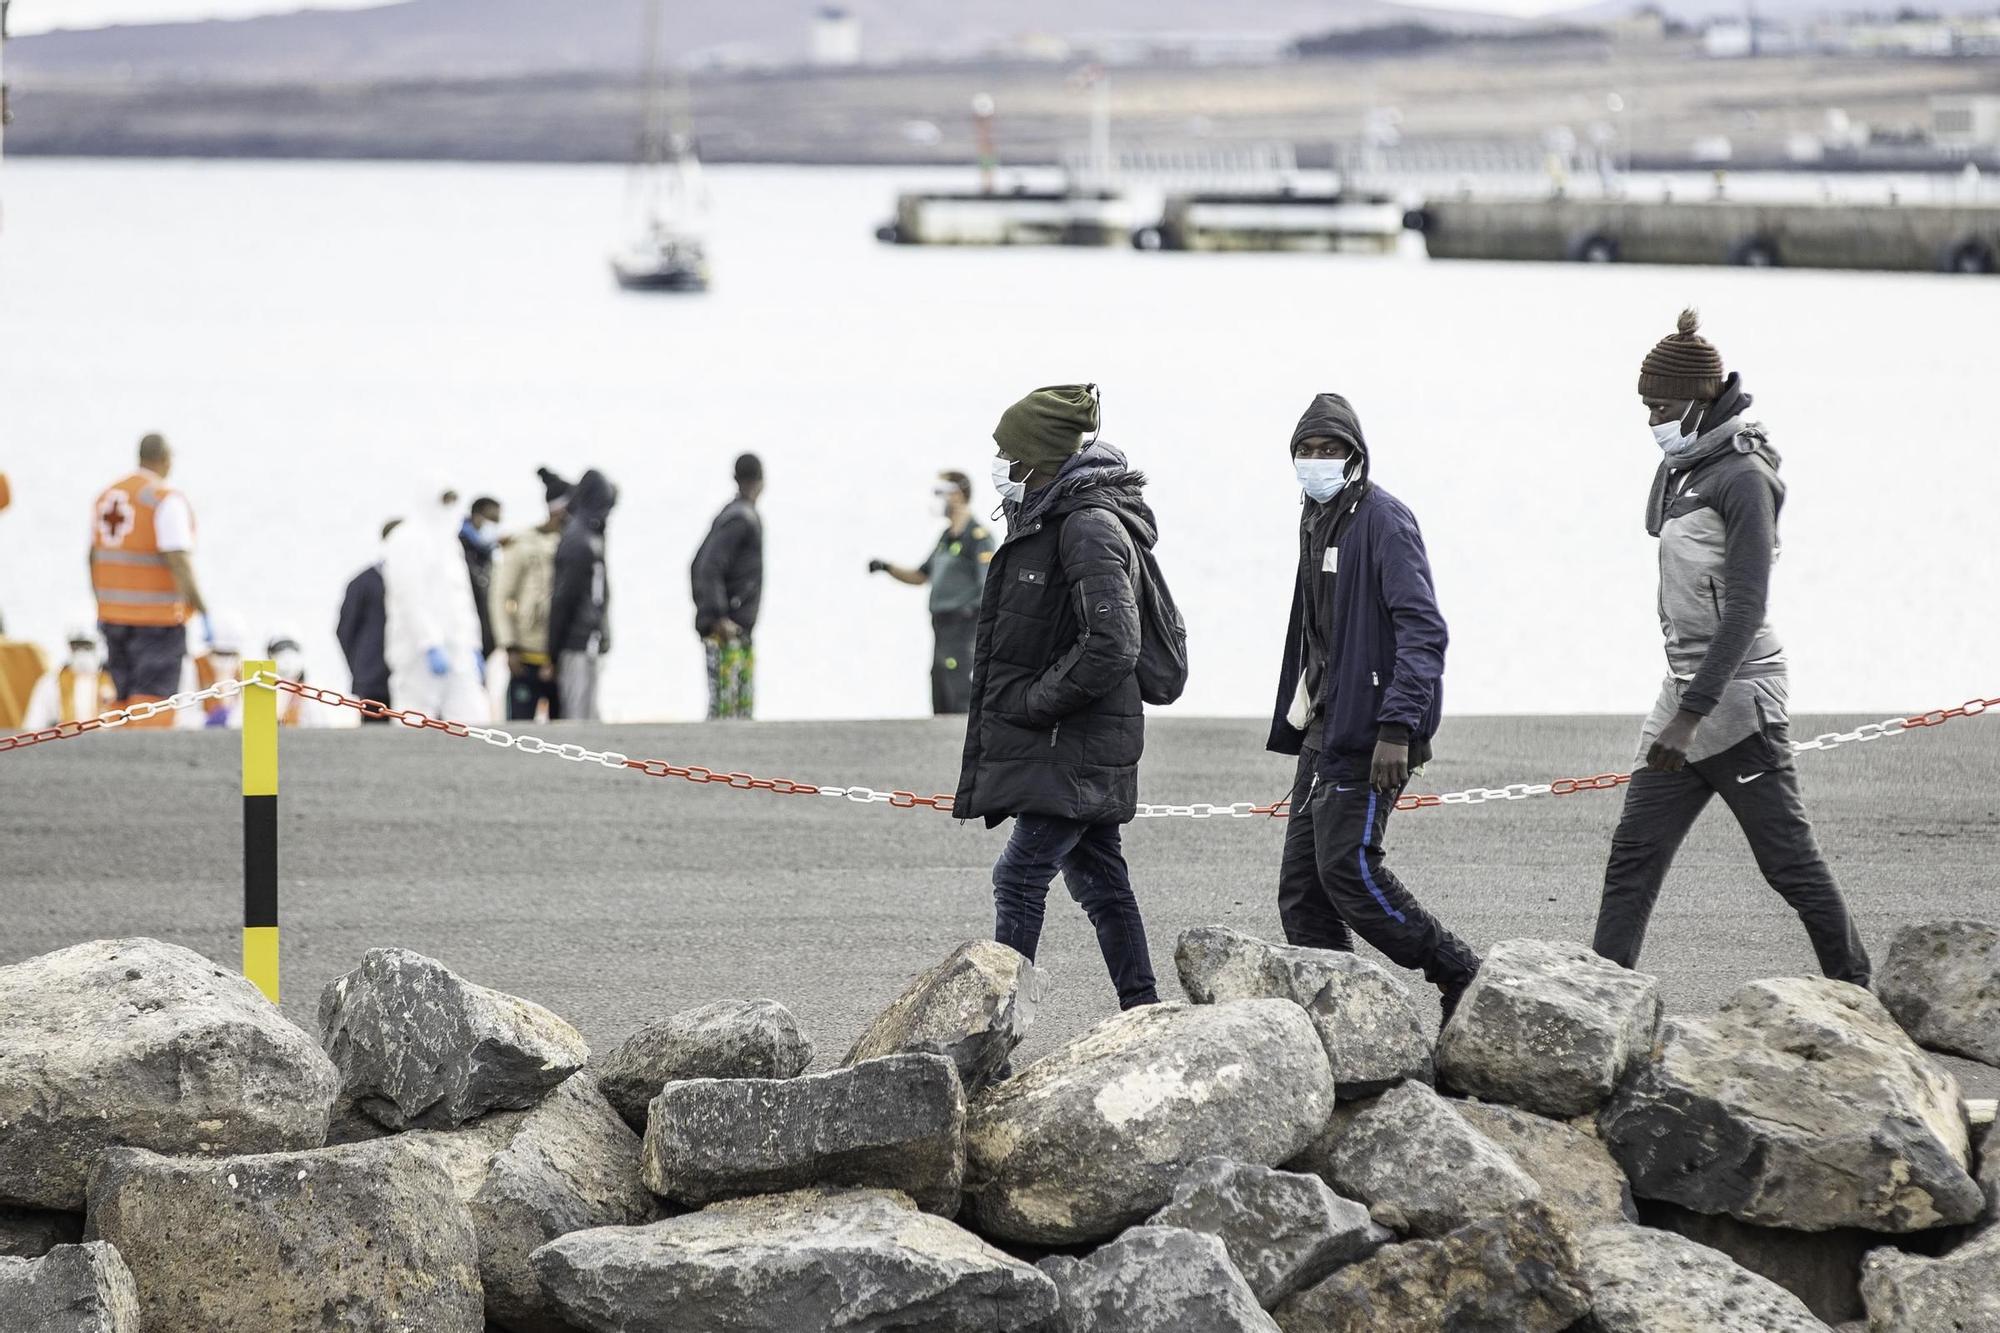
9, 0, 394, 35
10, 0, 1565, 36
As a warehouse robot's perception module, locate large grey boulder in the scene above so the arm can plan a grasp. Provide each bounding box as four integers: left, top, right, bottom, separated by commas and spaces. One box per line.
85, 1138, 483, 1332
1038, 1226, 1279, 1332
1175, 926, 1430, 1099
843, 941, 1039, 1097
0, 938, 339, 1211
642, 1053, 964, 1215
1580, 1224, 1832, 1333
1638, 1201, 1873, 1325
0, 1209, 83, 1260
1456, 1102, 1636, 1233
1272, 1200, 1589, 1333
1436, 938, 1661, 1117
1601, 978, 1983, 1232
594, 999, 813, 1131
964, 1000, 1336, 1245
416, 1073, 655, 1333
0, 1243, 141, 1333
1860, 1227, 2000, 1332
531, 1187, 1057, 1333
1298, 1081, 1539, 1237
1144, 1157, 1388, 1309
1875, 919, 2000, 1067
319, 947, 589, 1130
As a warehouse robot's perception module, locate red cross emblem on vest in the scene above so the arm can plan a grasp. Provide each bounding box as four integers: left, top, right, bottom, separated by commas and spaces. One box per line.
98, 493, 135, 545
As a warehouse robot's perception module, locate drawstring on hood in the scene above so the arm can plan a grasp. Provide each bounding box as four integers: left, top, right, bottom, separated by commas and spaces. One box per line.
1646, 374, 1782, 535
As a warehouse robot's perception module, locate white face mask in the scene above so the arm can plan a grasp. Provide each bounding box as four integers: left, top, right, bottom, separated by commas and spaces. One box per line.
1295, 456, 1352, 504
1650, 418, 1691, 452
71, 649, 102, 677
992, 455, 1027, 507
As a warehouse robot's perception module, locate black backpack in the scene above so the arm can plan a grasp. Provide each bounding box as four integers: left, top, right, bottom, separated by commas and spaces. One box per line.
1120, 526, 1190, 707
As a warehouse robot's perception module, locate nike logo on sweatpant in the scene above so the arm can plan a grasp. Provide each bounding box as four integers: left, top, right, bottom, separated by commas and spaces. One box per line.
1736, 772, 1766, 784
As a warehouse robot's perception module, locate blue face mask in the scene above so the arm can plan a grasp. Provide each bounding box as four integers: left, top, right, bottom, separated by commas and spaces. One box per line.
1295, 456, 1352, 504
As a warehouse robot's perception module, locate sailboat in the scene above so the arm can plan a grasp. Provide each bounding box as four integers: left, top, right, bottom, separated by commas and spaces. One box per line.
611, 0, 710, 293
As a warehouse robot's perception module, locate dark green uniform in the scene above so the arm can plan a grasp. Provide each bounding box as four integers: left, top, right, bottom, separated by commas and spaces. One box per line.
922, 520, 994, 715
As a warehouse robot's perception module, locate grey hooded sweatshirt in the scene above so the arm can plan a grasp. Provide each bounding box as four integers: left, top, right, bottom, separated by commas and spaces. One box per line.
1641, 373, 1789, 758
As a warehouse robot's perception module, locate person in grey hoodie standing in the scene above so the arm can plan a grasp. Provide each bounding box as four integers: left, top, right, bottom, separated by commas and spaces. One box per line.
1593, 311, 1870, 984
547, 469, 617, 722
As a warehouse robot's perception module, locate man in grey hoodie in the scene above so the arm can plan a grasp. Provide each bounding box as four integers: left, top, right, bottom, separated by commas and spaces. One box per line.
1593, 311, 1870, 985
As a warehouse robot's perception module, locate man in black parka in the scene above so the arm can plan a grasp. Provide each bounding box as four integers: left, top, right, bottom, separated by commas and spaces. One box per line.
955, 384, 1160, 1010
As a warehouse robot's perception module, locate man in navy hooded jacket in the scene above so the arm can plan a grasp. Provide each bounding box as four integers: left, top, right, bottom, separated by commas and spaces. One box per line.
1267, 393, 1482, 1017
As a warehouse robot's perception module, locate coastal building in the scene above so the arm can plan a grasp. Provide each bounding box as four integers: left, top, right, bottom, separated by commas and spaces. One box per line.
809, 7, 861, 68
1934, 96, 2000, 152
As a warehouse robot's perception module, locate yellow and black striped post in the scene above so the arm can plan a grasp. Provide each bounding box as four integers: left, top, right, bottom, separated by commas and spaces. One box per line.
242, 660, 280, 1002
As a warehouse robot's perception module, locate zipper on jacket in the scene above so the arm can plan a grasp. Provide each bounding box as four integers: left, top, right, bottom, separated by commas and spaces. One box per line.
1049, 723, 1061, 749
1372, 671, 1380, 687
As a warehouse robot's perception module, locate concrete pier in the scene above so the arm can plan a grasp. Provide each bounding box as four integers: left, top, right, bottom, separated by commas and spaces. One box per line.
3, 713, 1994, 1093
1412, 195, 2000, 273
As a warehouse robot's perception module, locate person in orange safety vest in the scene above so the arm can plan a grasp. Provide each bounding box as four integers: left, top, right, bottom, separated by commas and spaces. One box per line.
90, 434, 213, 728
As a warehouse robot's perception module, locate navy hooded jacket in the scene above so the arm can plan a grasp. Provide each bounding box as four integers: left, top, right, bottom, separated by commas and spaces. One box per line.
1267, 394, 1448, 777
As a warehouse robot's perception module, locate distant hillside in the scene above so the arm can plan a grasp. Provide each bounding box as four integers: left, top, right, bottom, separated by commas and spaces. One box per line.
1568, 0, 2000, 20
11, 0, 1530, 83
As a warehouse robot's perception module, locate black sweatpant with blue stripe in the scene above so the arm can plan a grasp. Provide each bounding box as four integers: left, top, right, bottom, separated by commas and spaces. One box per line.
1276, 746, 1481, 988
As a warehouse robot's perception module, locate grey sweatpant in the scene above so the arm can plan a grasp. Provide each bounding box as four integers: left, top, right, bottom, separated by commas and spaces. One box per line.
558, 650, 600, 722
1594, 723, 1871, 985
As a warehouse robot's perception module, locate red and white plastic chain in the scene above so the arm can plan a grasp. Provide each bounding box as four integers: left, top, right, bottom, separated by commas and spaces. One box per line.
2, 676, 1994, 819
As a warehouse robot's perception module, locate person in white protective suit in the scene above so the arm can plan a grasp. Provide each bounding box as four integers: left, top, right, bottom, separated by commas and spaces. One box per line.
382, 485, 490, 722
23, 625, 115, 729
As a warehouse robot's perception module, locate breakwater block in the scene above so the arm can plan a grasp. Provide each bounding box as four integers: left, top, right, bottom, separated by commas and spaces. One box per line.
0, 925, 1995, 1331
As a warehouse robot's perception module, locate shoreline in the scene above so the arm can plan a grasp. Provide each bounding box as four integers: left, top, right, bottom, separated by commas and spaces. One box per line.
8, 712, 1994, 1094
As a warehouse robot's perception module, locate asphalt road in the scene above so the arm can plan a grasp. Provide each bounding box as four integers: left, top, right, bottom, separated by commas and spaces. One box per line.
4, 712, 1996, 1096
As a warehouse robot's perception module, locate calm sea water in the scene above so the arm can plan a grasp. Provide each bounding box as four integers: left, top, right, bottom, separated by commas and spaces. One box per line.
2, 159, 1995, 724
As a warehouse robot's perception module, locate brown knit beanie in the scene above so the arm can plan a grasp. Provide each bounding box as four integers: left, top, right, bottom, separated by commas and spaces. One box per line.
1638, 309, 1726, 401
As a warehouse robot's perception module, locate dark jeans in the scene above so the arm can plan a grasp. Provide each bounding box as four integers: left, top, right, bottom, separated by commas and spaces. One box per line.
100, 621, 184, 701
993, 815, 1159, 1009
1276, 747, 1481, 989
931, 610, 977, 716
1595, 725, 1871, 985
506, 665, 562, 722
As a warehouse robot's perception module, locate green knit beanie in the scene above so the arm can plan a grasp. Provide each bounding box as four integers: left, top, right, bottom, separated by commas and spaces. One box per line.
993, 384, 1099, 473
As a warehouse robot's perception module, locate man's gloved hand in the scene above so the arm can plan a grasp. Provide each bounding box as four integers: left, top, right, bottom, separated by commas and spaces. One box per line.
1646, 710, 1703, 772
1370, 738, 1410, 793
425, 646, 450, 677
199, 614, 217, 648
868, 559, 889, 574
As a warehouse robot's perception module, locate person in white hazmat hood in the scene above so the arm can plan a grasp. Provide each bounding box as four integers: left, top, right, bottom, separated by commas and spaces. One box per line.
24, 626, 115, 728
382, 485, 490, 722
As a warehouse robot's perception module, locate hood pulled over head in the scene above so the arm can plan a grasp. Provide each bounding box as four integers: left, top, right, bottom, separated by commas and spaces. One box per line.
568, 469, 618, 529
1291, 392, 1371, 491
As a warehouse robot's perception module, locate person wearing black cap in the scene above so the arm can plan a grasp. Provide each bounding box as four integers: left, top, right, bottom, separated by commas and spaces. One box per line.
1593, 311, 1870, 984
691, 453, 765, 720
492, 469, 570, 722
1266, 392, 1482, 1022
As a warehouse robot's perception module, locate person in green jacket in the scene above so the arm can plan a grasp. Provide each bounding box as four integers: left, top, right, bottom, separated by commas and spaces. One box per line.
870, 470, 994, 715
